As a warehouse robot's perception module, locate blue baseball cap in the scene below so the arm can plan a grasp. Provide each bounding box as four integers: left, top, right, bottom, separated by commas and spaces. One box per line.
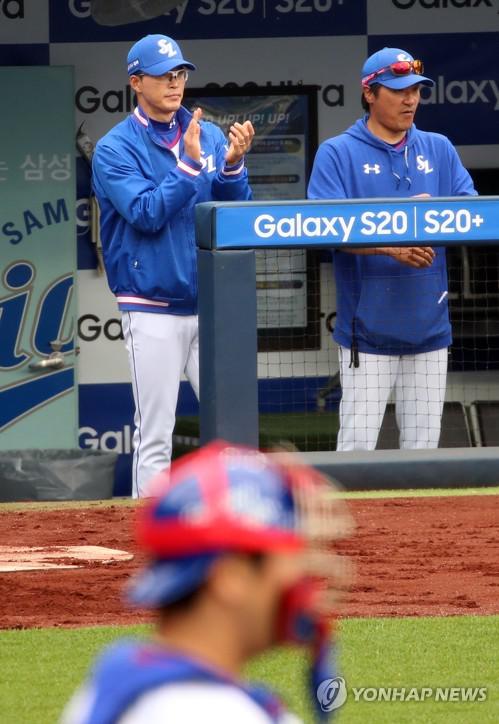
361, 48, 434, 90
127, 34, 196, 77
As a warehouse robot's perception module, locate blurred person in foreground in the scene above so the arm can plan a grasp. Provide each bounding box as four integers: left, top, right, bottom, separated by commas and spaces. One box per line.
61, 441, 352, 723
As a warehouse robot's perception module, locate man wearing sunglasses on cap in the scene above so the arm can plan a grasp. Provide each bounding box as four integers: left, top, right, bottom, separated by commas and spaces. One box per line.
92, 35, 254, 498
308, 47, 476, 451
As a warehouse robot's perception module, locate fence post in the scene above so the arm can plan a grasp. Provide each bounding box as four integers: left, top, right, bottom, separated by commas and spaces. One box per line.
197, 248, 259, 447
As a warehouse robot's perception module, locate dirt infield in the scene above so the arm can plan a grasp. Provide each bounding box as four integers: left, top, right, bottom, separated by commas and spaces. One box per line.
1, 495, 498, 629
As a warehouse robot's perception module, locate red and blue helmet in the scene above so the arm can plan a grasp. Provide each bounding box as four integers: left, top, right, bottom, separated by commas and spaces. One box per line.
128, 440, 352, 609
129, 441, 303, 607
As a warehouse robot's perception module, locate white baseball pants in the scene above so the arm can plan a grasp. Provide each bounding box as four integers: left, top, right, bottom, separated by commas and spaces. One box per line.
336, 346, 448, 451
121, 312, 199, 498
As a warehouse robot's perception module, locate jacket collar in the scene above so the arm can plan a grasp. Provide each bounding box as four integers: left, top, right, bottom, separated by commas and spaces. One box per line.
133, 104, 193, 133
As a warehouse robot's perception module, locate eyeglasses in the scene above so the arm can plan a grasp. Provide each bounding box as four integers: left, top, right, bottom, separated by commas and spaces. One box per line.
362, 60, 424, 87
137, 69, 189, 83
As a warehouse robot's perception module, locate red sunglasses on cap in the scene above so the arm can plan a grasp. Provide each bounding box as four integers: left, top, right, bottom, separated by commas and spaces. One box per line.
362, 59, 424, 87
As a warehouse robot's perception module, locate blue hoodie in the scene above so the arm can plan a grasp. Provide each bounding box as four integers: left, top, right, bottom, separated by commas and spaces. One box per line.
92, 105, 252, 316
308, 118, 476, 355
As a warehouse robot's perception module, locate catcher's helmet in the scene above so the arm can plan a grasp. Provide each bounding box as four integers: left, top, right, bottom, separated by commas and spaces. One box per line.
128, 440, 351, 609
127, 441, 353, 724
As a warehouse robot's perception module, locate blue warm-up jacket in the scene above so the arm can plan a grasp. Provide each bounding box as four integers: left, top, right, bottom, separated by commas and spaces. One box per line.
92, 105, 252, 315
308, 117, 476, 355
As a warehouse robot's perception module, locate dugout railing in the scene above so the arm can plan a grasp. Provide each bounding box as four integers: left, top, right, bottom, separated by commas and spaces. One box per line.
195, 196, 499, 488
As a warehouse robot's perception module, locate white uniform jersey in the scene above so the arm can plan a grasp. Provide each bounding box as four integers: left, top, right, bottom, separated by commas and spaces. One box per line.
61, 682, 303, 724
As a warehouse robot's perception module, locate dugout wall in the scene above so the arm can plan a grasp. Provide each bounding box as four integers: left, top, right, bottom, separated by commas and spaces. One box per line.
196, 196, 499, 487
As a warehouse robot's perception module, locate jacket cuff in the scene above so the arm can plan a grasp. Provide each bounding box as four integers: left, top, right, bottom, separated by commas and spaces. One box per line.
222, 160, 245, 177
178, 156, 203, 177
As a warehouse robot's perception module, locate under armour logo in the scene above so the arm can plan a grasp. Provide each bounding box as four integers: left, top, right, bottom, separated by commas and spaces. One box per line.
363, 163, 380, 174
416, 155, 434, 174
158, 39, 177, 58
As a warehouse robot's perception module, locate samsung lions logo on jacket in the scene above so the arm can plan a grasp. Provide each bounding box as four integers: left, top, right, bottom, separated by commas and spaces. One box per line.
417, 155, 434, 174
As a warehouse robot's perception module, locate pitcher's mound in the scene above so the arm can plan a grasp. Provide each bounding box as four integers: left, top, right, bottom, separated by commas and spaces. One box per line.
0, 545, 134, 572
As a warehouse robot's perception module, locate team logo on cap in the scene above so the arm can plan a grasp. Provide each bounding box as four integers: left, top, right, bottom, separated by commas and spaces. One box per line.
158, 39, 177, 58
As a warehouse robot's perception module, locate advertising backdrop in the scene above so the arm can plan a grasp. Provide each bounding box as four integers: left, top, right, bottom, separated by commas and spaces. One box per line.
1, 0, 497, 492
0, 65, 76, 450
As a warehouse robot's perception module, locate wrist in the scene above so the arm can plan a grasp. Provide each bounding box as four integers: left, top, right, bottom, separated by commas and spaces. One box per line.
225, 153, 243, 166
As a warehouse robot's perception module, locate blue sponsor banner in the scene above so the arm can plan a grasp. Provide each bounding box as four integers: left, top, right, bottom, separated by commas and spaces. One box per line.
79, 382, 199, 495
368, 33, 499, 146
49, 0, 366, 42
198, 197, 499, 250
0, 67, 77, 450
0, 43, 49, 65
259, 375, 340, 412
79, 383, 134, 496
76, 157, 97, 270
79, 377, 338, 494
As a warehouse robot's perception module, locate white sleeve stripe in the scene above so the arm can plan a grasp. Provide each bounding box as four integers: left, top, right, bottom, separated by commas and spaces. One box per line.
222, 162, 245, 176
117, 295, 170, 308
178, 160, 201, 177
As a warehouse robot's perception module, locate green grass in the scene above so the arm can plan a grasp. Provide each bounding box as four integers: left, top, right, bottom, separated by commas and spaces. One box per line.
174, 412, 340, 452
0, 497, 136, 513
339, 486, 499, 500
2, 487, 498, 513
254, 615, 499, 723
1, 616, 498, 724
259, 411, 340, 451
